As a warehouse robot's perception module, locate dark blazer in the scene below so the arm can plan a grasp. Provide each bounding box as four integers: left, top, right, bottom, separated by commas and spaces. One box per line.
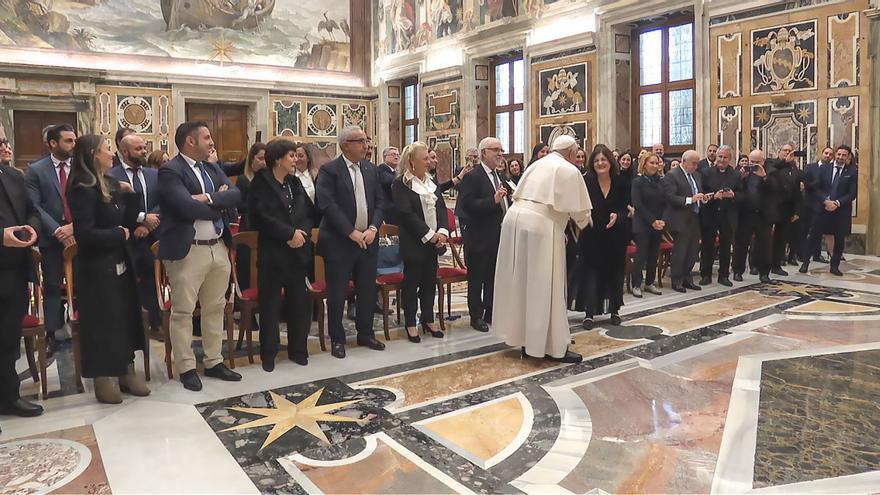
24, 155, 66, 247
220, 159, 245, 178
248, 169, 314, 268
699, 165, 741, 228
631, 174, 665, 235
662, 166, 703, 233
815, 163, 858, 235
801, 161, 829, 211
0, 165, 41, 281
696, 158, 713, 178
377, 163, 397, 225
157, 154, 241, 260
106, 164, 160, 215
392, 177, 449, 262
314, 155, 386, 260
457, 165, 504, 253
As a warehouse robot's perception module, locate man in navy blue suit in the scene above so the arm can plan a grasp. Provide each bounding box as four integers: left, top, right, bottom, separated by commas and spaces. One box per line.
112, 127, 136, 169
315, 125, 387, 359
158, 121, 241, 391
797, 146, 833, 263
799, 145, 858, 276
107, 134, 163, 338
24, 124, 77, 349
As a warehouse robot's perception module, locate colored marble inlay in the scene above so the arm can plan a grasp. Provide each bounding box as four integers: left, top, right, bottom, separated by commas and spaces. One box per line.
753, 350, 880, 487
787, 300, 877, 314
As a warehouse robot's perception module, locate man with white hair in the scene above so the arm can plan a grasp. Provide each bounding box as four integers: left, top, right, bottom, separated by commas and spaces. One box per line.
663, 149, 707, 292
493, 135, 592, 363
457, 137, 508, 332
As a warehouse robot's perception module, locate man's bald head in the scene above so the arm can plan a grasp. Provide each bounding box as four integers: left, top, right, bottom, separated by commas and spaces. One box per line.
681, 149, 700, 173
121, 134, 148, 167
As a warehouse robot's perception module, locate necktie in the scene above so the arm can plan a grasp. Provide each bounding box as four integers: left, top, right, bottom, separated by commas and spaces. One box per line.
352, 164, 368, 231
58, 162, 72, 223
196, 162, 223, 234
130, 167, 147, 212
492, 171, 508, 213
830, 166, 843, 197
686, 172, 699, 213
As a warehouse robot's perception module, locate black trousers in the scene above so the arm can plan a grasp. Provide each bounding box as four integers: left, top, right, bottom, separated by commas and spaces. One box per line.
402, 256, 438, 327
325, 249, 378, 344
464, 248, 497, 323
700, 219, 734, 279
0, 269, 28, 402
804, 213, 846, 270
733, 211, 771, 276
631, 230, 661, 287
770, 210, 794, 269
132, 240, 161, 328
669, 215, 700, 285
257, 261, 308, 360
798, 209, 822, 261
39, 243, 65, 334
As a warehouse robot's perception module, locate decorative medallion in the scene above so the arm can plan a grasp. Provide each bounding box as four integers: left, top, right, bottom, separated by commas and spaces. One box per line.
116, 95, 153, 134
751, 21, 817, 94
342, 104, 367, 130
273, 100, 301, 137
0, 439, 92, 494
307, 103, 338, 137
758, 281, 850, 299
539, 122, 588, 150
539, 63, 587, 117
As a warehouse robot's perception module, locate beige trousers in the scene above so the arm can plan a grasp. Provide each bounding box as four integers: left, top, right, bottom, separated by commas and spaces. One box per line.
164, 243, 230, 374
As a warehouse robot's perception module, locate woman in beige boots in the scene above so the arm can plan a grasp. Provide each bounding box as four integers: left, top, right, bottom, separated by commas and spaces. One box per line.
67, 135, 150, 403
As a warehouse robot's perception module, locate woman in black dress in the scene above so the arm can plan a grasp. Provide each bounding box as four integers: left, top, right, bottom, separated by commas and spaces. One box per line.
573, 145, 628, 329
630, 153, 666, 298
248, 139, 315, 371
67, 135, 148, 404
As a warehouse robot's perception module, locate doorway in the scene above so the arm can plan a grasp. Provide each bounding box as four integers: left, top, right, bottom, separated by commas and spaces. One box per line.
12, 110, 78, 170
185, 103, 249, 162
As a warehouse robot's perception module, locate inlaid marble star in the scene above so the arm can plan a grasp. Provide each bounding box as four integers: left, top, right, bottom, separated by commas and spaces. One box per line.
771, 282, 824, 296
220, 389, 362, 449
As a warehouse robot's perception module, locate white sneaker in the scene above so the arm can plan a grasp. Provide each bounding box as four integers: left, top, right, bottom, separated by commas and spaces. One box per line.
632, 286, 643, 298
644, 284, 662, 295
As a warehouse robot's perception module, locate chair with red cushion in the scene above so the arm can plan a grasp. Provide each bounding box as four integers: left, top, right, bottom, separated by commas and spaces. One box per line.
21, 248, 48, 398
61, 245, 85, 392
657, 233, 674, 288
624, 242, 638, 294
231, 231, 259, 364
435, 241, 468, 333
376, 224, 403, 341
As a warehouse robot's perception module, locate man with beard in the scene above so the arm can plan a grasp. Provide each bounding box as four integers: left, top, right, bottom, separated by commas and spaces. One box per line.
698, 145, 740, 287
766, 144, 801, 276
798, 146, 834, 263
652, 142, 671, 172
697, 143, 717, 177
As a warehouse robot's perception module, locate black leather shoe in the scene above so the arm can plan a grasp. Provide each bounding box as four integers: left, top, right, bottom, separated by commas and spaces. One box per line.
672, 284, 686, 293
581, 317, 594, 330
0, 398, 44, 417
470, 319, 490, 332
798, 263, 809, 273
750, 267, 759, 275
290, 355, 308, 366
180, 370, 202, 391
683, 281, 702, 290
357, 336, 386, 350
331, 343, 346, 359
205, 363, 242, 382
759, 274, 772, 284
261, 355, 275, 372
830, 267, 844, 276
813, 255, 829, 263
609, 314, 621, 326
733, 273, 743, 282
771, 267, 789, 276
718, 277, 733, 287
545, 350, 583, 364
699, 276, 712, 286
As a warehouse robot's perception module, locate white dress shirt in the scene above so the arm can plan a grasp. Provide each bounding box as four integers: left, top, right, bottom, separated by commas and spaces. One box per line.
50, 154, 71, 184
407, 173, 449, 243
180, 153, 221, 240
342, 154, 369, 231
295, 169, 316, 203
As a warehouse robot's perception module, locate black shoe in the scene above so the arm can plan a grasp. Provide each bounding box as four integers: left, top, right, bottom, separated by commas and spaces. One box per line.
683, 281, 702, 291
581, 317, 593, 330
289, 355, 308, 366
331, 343, 346, 359
759, 274, 772, 283
813, 255, 829, 263
798, 263, 809, 273
830, 267, 844, 276
0, 398, 44, 417
261, 355, 275, 372
204, 363, 242, 382
771, 267, 788, 276
405, 327, 421, 343
180, 369, 202, 391
718, 277, 733, 287
787, 258, 799, 267
545, 350, 583, 364
470, 319, 490, 332
733, 273, 743, 282
672, 283, 686, 293
609, 314, 621, 326
699, 276, 712, 286
749, 267, 758, 275
357, 336, 386, 350
422, 322, 444, 338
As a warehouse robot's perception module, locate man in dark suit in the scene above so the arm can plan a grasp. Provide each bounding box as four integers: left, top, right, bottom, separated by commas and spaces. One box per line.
732, 149, 776, 283
458, 137, 507, 331
798, 146, 834, 263
663, 150, 705, 292
158, 121, 242, 391
107, 134, 163, 339
0, 162, 44, 421
24, 124, 77, 349
652, 142, 672, 173
315, 125, 387, 359
698, 145, 740, 287
765, 144, 801, 276
696, 143, 717, 177
112, 127, 136, 169
799, 145, 858, 276
376, 146, 399, 225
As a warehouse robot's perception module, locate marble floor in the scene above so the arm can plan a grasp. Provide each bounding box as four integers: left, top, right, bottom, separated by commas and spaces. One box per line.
2, 255, 879, 494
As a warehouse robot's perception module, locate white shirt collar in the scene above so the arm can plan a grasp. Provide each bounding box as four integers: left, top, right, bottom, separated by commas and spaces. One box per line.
342, 154, 357, 169
50, 154, 69, 167
481, 162, 494, 175
180, 153, 198, 168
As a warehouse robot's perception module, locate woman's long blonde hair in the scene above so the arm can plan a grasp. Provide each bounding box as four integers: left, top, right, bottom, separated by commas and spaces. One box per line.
398, 141, 430, 183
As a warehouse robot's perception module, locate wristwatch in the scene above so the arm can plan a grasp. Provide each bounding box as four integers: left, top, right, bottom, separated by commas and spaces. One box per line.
368, 225, 378, 232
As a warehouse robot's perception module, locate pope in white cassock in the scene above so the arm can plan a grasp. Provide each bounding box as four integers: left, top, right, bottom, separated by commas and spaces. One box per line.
492, 135, 593, 363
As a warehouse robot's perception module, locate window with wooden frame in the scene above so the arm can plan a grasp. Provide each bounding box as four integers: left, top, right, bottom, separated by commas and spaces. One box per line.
631, 16, 695, 153
490, 55, 525, 160
402, 77, 419, 146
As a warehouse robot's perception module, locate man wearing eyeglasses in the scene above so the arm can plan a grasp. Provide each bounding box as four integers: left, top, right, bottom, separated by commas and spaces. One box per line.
315, 126, 387, 358
457, 137, 508, 333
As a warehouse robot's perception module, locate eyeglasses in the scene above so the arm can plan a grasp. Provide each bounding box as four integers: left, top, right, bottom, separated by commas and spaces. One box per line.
346, 138, 369, 144
484, 147, 504, 153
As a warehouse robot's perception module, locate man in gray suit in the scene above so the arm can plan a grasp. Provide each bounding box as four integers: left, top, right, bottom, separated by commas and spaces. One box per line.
24, 124, 77, 348
663, 149, 707, 293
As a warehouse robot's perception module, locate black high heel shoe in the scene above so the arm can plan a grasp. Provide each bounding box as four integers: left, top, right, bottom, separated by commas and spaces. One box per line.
405, 327, 421, 343
422, 322, 444, 338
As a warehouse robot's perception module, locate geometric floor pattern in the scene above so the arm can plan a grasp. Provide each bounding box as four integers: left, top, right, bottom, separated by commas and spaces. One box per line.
2, 255, 880, 494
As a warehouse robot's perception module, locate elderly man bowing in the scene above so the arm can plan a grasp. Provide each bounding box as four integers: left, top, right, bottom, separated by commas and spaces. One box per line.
492, 136, 592, 363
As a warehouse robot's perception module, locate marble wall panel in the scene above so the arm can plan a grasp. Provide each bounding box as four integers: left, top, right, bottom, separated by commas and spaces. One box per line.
827, 95, 858, 151
614, 59, 631, 150
750, 101, 817, 164
272, 99, 301, 137
717, 33, 742, 98
475, 83, 490, 142
750, 20, 818, 95
94, 85, 172, 152
718, 105, 742, 158
424, 83, 461, 133
827, 12, 860, 88
426, 134, 459, 183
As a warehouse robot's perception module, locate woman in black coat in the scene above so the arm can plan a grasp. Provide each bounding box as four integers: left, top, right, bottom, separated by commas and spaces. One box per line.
392, 142, 450, 343
248, 139, 314, 371
630, 153, 666, 298
67, 135, 148, 404
573, 145, 628, 329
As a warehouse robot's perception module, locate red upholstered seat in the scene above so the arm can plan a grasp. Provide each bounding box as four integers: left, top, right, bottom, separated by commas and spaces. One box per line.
437, 267, 467, 278
21, 315, 40, 328
626, 244, 637, 256
660, 242, 673, 251
377, 273, 404, 285
309, 280, 354, 293
163, 300, 172, 311
240, 287, 258, 301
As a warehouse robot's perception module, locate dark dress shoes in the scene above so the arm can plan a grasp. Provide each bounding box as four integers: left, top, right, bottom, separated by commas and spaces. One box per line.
261, 355, 275, 372
771, 267, 789, 276
331, 343, 346, 359
545, 350, 583, 364
205, 363, 242, 382
672, 283, 686, 293
0, 398, 44, 417
733, 273, 744, 282
699, 276, 712, 286
718, 277, 733, 287
290, 355, 308, 366
813, 255, 829, 263
609, 314, 621, 326
798, 263, 810, 273
357, 336, 386, 351
683, 281, 702, 291
759, 274, 772, 284
749, 267, 759, 275
180, 370, 202, 391
581, 317, 594, 330
830, 267, 844, 276
470, 319, 490, 332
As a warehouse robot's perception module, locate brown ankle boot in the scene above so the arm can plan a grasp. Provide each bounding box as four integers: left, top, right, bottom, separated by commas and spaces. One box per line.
94, 377, 123, 404
119, 363, 150, 397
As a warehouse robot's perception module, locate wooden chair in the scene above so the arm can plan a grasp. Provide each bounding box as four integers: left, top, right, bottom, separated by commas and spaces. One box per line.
21, 248, 48, 398
61, 245, 85, 392
435, 242, 467, 333
231, 231, 259, 364
306, 228, 354, 351
446, 209, 464, 251
656, 232, 674, 288
624, 242, 637, 294
376, 224, 402, 341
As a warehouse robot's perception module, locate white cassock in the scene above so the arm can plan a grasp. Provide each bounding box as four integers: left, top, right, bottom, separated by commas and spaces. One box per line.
491, 152, 592, 358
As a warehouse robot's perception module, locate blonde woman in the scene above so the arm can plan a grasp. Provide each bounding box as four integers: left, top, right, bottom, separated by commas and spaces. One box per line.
630, 152, 666, 297
391, 142, 450, 342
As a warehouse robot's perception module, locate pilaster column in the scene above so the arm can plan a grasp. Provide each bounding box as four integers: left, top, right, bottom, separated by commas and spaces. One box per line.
865, 7, 880, 255
595, 19, 617, 147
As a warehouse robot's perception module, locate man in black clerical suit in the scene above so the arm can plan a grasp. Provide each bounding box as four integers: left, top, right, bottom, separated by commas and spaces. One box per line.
732, 149, 776, 283
315, 125, 387, 359
457, 137, 508, 332
663, 150, 705, 292
698, 145, 740, 287
798, 146, 833, 263
799, 145, 858, 276
765, 144, 801, 276
0, 161, 45, 422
